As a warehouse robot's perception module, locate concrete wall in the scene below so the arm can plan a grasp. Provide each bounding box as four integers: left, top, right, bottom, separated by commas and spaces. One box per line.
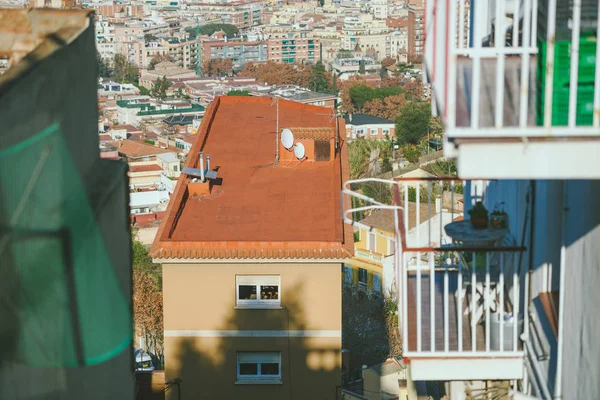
162, 262, 342, 399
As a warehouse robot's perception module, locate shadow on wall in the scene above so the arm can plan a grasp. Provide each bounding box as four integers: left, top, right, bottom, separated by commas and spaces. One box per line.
342, 284, 391, 382
168, 282, 342, 400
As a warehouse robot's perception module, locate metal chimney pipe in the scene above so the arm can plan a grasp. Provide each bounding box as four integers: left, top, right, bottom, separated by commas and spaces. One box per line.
206, 154, 211, 172
199, 152, 205, 182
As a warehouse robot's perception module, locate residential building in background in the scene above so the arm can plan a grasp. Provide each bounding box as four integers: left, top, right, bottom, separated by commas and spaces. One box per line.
344, 113, 395, 140
200, 38, 268, 70
151, 96, 353, 398
267, 35, 320, 64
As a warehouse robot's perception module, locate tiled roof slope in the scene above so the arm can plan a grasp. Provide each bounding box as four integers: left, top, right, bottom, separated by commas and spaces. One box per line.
151, 96, 353, 260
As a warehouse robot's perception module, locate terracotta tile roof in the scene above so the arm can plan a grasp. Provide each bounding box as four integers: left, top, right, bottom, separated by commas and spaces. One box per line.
284, 127, 335, 140
109, 124, 141, 133
129, 164, 163, 173
118, 140, 172, 158
151, 96, 353, 260
99, 134, 112, 142
359, 203, 437, 233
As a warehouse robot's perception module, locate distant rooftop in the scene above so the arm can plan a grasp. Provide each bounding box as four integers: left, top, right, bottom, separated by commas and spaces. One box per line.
344, 113, 394, 125
151, 96, 353, 260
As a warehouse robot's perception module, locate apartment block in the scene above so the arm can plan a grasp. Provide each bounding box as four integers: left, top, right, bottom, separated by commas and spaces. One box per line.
187, 1, 265, 31
151, 96, 353, 399
268, 37, 320, 64
201, 39, 268, 70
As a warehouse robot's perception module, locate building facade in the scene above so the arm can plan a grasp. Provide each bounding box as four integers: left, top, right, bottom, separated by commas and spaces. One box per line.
201, 39, 268, 70
151, 96, 353, 399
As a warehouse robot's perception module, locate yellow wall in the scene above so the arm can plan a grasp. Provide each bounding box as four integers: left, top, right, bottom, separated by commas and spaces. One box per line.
162, 262, 342, 399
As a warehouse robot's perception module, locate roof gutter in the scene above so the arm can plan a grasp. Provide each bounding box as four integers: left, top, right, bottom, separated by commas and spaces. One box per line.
153, 257, 349, 264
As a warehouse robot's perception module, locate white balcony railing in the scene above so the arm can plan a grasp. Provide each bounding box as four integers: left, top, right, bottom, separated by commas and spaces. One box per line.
343, 177, 528, 380
426, 0, 600, 138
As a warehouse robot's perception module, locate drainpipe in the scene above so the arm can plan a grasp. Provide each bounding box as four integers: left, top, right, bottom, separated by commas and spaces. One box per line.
554, 181, 568, 400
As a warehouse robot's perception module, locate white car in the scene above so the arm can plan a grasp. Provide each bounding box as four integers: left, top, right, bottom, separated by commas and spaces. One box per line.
134, 349, 155, 372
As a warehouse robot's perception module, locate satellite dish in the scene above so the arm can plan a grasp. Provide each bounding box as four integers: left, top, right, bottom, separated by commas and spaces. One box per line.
294, 142, 306, 160
281, 129, 294, 150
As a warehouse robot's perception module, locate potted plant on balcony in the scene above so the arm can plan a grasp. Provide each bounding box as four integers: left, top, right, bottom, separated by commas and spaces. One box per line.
490, 202, 508, 229
468, 201, 489, 229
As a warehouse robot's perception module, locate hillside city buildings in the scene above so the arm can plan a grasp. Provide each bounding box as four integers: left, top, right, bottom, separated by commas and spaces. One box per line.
4, 0, 600, 400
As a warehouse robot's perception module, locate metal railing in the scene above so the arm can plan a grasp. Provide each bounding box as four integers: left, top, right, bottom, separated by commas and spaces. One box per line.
426, 0, 600, 138
343, 177, 528, 359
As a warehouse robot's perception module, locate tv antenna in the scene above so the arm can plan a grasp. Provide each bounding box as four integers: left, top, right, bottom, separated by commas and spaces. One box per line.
316, 106, 341, 150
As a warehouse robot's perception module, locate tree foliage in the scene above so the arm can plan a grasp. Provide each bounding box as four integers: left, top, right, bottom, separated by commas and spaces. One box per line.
308, 61, 331, 93
401, 144, 420, 163
395, 102, 431, 145
151, 76, 172, 100
349, 85, 405, 112
382, 57, 396, 68
113, 53, 139, 84
337, 49, 353, 59
362, 94, 408, 120
132, 231, 163, 366
239, 61, 312, 87
144, 33, 158, 42
202, 58, 233, 77
190, 23, 238, 37
148, 53, 170, 70
97, 52, 112, 78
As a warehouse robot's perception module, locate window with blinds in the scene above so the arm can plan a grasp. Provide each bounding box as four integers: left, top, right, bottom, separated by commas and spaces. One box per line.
237, 352, 281, 380
236, 275, 280, 308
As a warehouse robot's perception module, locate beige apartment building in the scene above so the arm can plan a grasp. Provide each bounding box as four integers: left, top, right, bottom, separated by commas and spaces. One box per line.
151, 96, 353, 399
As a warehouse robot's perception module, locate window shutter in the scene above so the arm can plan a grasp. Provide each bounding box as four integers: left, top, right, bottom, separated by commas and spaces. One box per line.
373, 273, 381, 292
237, 275, 279, 286
238, 352, 280, 364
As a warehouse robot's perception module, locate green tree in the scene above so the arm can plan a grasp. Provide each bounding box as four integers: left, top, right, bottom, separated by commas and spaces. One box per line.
358, 59, 366, 74
395, 102, 431, 145
151, 76, 172, 100
349, 85, 375, 111
97, 52, 111, 78
144, 33, 158, 42
337, 49, 353, 59
402, 144, 420, 163
227, 90, 250, 96
194, 23, 238, 37
308, 61, 330, 93
113, 53, 139, 84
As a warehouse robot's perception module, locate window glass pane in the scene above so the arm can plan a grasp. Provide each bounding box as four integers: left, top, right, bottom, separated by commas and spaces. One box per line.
359, 268, 368, 284
238, 285, 257, 300
260, 285, 279, 300
261, 363, 280, 376
239, 363, 258, 375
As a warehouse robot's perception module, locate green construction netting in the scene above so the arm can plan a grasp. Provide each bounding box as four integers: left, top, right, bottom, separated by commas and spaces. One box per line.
0, 123, 131, 367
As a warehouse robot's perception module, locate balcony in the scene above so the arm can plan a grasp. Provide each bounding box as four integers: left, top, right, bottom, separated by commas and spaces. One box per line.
426, 0, 600, 179
343, 178, 528, 381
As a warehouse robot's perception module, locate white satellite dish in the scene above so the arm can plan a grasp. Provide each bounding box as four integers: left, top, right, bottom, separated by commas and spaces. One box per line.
294, 142, 306, 160
281, 129, 294, 150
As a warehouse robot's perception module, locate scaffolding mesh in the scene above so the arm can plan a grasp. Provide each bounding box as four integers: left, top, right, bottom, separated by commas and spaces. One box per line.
0, 123, 131, 368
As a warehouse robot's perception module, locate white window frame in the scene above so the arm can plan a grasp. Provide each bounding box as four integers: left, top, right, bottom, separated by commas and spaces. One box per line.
370, 128, 378, 136
235, 275, 281, 309
382, 128, 390, 135
236, 352, 282, 382
367, 231, 376, 251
